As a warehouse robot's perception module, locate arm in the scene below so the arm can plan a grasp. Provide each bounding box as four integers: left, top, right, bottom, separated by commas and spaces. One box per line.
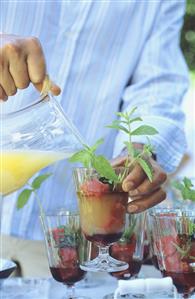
113, 0, 189, 212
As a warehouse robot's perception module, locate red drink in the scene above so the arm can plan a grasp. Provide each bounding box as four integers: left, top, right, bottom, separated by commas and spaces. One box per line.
160, 234, 195, 296
50, 266, 86, 286
109, 234, 142, 279
77, 179, 128, 246
163, 271, 195, 296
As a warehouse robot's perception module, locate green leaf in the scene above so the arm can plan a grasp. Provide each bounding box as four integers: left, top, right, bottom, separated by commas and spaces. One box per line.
172, 181, 184, 191
182, 188, 195, 201
31, 173, 52, 190
69, 150, 91, 167
90, 138, 104, 152
129, 117, 143, 124
106, 120, 129, 134
131, 125, 158, 136
122, 218, 137, 241
183, 177, 194, 188
128, 107, 138, 116
17, 189, 33, 209
137, 158, 153, 182
92, 155, 119, 182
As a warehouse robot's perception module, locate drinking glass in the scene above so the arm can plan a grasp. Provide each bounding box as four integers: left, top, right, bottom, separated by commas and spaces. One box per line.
104, 212, 146, 299
73, 167, 129, 272
149, 209, 195, 298
40, 211, 90, 299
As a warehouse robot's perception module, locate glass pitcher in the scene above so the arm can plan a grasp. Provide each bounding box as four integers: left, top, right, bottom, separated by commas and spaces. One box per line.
0, 93, 84, 196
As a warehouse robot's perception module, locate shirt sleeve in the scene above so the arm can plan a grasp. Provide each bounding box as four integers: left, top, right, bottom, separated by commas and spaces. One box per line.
113, 0, 189, 173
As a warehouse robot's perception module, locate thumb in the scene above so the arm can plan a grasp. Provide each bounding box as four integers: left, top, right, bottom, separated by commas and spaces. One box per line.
34, 76, 61, 96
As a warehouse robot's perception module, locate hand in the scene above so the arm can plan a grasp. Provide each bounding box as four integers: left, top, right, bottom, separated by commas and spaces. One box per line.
112, 154, 167, 214
0, 34, 61, 100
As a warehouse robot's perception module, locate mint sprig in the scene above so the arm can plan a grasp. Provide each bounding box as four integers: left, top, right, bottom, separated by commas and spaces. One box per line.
17, 173, 52, 209
69, 139, 119, 183
107, 107, 158, 182
172, 177, 195, 201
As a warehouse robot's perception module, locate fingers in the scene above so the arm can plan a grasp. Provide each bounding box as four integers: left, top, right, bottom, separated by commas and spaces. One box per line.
0, 63, 16, 96
9, 53, 30, 90
127, 188, 166, 214
0, 86, 7, 101
129, 167, 167, 196
0, 34, 61, 99
34, 81, 61, 96
122, 163, 146, 192
26, 37, 46, 84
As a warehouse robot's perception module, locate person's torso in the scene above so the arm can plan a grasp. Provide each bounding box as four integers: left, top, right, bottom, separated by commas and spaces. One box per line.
1, 0, 159, 239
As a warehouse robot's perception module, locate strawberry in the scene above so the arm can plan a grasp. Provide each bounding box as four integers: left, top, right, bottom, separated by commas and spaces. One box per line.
80, 179, 110, 197
52, 227, 65, 245
103, 202, 126, 232
58, 247, 78, 267
158, 235, 190, 272
111, 234, 136, 261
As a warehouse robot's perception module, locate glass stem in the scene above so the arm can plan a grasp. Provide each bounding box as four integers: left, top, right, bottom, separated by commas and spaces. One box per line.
98, 245, 110, 260
66, 284, 76, 299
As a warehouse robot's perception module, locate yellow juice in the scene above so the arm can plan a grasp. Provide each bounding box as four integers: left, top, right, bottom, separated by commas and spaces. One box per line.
0, 150, 68, 196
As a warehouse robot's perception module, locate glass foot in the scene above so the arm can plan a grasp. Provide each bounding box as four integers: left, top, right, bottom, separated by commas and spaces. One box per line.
80, 255, 128, 273
103, 294, 132, 299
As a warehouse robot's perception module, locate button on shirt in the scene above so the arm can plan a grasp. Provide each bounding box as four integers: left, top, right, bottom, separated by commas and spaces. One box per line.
1, 0, 189, 240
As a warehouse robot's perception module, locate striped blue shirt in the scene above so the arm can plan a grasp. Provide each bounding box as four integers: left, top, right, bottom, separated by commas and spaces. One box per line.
1, 0, 189, 240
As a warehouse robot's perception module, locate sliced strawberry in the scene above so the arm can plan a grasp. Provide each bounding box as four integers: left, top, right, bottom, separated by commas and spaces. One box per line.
52, 227, 65, 244
111, 236, 136, 261
80, 179, 110, 197
58, 247, 78, 266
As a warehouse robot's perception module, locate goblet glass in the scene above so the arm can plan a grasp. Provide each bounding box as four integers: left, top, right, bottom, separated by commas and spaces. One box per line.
73, 167, 129, 272
40, 211, 90, 299
103, 212, 146, 299
150, 209, 195, 298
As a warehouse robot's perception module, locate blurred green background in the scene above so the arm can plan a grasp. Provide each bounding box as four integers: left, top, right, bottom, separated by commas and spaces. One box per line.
181, 0, 195, 77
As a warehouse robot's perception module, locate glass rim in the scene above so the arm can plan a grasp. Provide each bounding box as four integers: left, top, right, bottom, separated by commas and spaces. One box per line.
73, 166, 129, 171
149, 208, 195, 218
39, 210, 79, 217
0, 94, 50, 118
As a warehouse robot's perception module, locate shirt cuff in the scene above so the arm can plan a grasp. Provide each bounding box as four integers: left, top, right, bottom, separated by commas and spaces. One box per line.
113, 115, 187, 173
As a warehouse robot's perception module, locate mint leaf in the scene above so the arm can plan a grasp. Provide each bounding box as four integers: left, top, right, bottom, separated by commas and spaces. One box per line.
92, 155, 119, 183
17, 189, 33, 209
138, 158, 153, 182
122, 218, 137, 242
91, 138, 104, 152
131, 125, 158, 136
183, 177, 193, 189
129, 117, 143, 124
106, 120, 129, 134
31, 173, 52, 190
172, 178, 195, 201
69, 150, 91, 167
172, 181, 183, 191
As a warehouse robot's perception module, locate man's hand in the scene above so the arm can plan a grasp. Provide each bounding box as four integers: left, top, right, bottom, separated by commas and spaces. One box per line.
112, 154, 167, 213
0, 34, 60, 100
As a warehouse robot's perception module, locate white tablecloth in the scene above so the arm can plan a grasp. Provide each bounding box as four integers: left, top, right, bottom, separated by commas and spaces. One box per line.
0, 266, 195, 299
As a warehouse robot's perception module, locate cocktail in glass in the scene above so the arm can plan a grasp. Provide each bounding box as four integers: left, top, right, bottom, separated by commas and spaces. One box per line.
150, 209, 195, 298
73, 167, 129, 272
40, 211, 90, 299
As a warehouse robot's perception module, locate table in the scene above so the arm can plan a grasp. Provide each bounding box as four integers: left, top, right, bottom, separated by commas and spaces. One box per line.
0, 266, 195, 299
